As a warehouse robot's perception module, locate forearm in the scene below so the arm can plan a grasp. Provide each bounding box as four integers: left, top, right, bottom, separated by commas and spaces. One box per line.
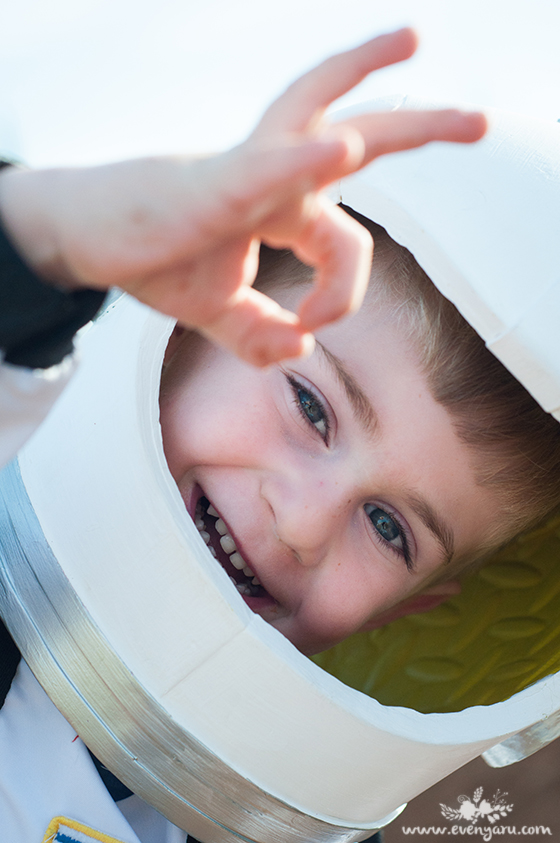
0, 29, 487, 369
0, 163, 105, 369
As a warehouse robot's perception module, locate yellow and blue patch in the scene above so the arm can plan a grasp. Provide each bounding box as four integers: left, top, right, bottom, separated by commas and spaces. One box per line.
42, 816, 128, 843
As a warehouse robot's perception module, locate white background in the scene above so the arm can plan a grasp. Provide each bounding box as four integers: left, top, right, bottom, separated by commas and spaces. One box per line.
0, 0, 559, 167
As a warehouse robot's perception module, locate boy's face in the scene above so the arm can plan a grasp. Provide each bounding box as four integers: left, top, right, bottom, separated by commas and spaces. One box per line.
160, 290, 501, 656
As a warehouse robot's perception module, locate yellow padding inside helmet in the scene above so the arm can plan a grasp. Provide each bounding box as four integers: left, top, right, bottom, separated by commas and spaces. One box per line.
313, 514, 560, 713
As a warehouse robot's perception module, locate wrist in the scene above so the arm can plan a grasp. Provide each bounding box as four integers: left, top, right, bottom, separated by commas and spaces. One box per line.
0, 164, 81, 290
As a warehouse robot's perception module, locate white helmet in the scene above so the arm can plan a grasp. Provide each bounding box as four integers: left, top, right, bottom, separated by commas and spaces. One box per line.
1, 99, 559, 842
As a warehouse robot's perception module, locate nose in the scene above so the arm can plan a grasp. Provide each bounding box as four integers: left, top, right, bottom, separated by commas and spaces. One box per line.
260, 466, 351, 566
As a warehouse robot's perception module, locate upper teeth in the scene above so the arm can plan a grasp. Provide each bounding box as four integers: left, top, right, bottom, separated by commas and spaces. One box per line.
230, 552, 245, 570
195, 502, 257, 583
215, 519, 228, 536
220, 534, 236, 555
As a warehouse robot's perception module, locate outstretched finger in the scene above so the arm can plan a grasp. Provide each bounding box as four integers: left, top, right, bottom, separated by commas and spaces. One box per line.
340, 108, 488, 165
254, 28, 418, 137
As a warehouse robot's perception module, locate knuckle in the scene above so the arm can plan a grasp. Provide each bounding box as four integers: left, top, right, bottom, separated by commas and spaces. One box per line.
218, 184, 255, 219
354, 221, 374, 252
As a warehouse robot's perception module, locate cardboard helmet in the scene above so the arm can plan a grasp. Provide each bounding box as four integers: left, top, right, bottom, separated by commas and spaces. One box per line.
1, 98, 560, 841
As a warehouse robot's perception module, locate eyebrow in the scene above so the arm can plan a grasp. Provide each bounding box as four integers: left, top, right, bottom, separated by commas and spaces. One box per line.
315, 340, 455, 565
405, 494, 455, 565
315, 340, 378, 435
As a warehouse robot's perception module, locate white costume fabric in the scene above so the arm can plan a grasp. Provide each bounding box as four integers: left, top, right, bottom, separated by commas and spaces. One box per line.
0, 357, 75, 469
0, 663, 184, 843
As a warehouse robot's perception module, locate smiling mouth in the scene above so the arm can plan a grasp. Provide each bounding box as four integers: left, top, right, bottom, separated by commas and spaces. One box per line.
194, 496, 270, 599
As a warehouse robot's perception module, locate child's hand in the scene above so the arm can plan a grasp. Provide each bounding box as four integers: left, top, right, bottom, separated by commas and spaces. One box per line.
0, 28, 486, 367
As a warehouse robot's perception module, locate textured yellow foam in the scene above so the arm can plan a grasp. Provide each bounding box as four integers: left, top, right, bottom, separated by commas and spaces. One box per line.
313, 514, 560, 713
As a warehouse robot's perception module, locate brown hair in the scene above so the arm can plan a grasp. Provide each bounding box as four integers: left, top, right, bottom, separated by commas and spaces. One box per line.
255, 205, 560, 561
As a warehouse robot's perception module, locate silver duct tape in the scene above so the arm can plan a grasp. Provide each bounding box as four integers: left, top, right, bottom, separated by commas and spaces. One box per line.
483, 710, 560, 768
0, 460, 380, 843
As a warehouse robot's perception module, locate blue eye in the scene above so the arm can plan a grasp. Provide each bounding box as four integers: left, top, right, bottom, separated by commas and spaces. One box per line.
287, 375, 330, 443
365, 504, 413, 570
368, 506, 401, 542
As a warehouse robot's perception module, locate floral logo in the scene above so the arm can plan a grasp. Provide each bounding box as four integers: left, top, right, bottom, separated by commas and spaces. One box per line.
440, 787, 514, 824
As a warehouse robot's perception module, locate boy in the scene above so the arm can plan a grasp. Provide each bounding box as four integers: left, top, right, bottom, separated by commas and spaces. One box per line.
12, 139, 556, 842
159, 213, 560, 657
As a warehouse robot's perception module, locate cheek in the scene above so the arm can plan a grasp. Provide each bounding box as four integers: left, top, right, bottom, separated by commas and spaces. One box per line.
159, 362, 215, 478
293, 559, 413, 650
159, 359, 276, 477
159, 389, 195, 480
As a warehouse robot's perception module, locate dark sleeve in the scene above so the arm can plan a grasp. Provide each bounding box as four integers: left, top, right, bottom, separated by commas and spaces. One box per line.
0, 161, 106, 370
0, 617, 20, 709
